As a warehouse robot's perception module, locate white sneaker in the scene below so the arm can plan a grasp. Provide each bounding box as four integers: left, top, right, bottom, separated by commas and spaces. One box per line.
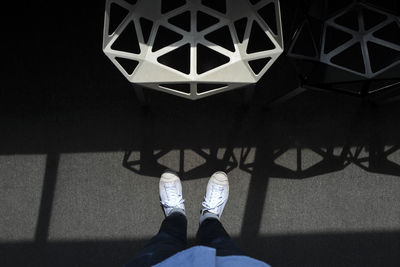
159, 170, 185, 217
201, 171, 229, 221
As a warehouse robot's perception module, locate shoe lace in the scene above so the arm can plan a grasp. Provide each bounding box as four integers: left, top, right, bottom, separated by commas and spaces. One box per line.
160, 183, 184, 208
202, 184, 224, 211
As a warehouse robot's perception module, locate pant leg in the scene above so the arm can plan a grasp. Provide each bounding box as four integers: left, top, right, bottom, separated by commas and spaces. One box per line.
125, 212, 187, 267
196, 218, 244, 256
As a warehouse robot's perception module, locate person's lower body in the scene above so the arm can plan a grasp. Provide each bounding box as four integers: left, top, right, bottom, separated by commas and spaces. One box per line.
126, 214, 244, 266
125, 171, 243, 267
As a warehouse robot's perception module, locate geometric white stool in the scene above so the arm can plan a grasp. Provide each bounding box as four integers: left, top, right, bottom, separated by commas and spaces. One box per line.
103, 0, 283, 100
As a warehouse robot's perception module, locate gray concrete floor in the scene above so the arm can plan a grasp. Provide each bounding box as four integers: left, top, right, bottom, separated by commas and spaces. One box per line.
1, 89, 400, 267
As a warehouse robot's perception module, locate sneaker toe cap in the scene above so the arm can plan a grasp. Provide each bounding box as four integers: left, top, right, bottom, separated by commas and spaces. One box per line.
161, 170, 179, 182
211, 171, 228, 185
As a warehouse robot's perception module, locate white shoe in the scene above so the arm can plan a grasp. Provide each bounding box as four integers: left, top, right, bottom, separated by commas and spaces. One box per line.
201, 171, 229, 221
159, 170, 185, 217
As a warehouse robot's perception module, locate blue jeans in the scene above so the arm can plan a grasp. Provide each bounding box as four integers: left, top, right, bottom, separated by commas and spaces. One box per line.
125, 212, 244, 267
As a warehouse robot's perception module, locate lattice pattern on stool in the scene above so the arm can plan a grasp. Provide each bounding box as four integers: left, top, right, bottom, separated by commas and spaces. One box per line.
288, 2, 400, 79
103, 0, 283, 99
287, 1, 400, 96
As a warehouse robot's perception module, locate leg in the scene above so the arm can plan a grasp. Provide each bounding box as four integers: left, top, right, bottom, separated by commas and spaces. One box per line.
133, 84, 148, 107
243, 84, 255, 106
265, 86, 307, 108
125, 212, 187, 267
196, 217, 244, 256
125, 171, 187, 267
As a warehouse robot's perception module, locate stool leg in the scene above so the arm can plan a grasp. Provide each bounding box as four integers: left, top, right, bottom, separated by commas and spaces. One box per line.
266, 86, 307, 108
133, 85, 148, 106
243, 84, 255, 106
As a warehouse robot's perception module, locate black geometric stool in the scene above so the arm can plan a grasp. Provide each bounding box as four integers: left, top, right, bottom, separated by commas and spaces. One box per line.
272, 0, 400, 105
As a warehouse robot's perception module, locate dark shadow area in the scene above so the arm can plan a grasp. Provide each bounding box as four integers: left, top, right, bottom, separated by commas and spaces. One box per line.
1, 232, 399, 267
122, 108, 246, 180
349, 145, 400, 176
123, 146, 238, 180
35, 153, 60, 244
1, 1, 400, 266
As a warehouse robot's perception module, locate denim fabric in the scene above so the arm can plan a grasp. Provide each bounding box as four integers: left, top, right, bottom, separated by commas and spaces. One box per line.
197, 218, 244, 256
125, 213, 244, 267
125, 212, 187, 267
153, 247, 270, 267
